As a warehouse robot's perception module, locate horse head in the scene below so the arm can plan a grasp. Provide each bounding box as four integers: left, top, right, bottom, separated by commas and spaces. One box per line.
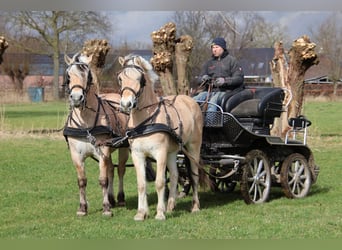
117, 54, 159, 112
64, 53, 93, 108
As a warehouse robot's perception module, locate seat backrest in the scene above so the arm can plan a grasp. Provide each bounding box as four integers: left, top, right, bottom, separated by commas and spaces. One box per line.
221, 88, 254, 113
221, 87, 284, 117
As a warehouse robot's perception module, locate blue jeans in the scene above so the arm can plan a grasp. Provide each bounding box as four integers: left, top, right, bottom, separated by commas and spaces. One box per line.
193, 91, 225, 112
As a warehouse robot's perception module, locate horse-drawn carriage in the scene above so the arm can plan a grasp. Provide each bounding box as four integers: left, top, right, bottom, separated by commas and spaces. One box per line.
177, 85, 320, 204
64, 53, 319, 220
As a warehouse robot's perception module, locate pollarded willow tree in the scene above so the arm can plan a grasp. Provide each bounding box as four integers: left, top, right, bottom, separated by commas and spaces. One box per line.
150, 22, 194, 96
3, 11, 112, 100
270, 36, 319, 137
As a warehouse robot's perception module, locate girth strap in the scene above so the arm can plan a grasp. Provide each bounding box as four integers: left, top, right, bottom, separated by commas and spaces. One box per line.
63, 125, 115, 138
126, 123, 183, 144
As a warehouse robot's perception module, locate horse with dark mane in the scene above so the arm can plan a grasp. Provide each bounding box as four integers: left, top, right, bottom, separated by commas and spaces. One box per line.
117, 54, 206, 221
63, 53, 129, 216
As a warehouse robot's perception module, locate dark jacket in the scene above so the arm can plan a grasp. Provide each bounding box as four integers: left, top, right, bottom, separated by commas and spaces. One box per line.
200, 50, 245, 91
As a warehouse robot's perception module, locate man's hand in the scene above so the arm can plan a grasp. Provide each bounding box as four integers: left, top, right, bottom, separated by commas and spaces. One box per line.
214, 77, 225, 87
201, 74, 210, 83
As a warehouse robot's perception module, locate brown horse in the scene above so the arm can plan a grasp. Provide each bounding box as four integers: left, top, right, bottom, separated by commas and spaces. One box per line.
117, 54, 204, 221
64, 53, 129, 216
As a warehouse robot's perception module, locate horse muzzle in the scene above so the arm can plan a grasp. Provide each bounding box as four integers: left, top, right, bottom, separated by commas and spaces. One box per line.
69, 90, 85, 108
120, 97, 137, 113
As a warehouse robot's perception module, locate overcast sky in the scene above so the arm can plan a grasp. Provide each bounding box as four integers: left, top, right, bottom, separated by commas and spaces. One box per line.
108, 11, 335, 47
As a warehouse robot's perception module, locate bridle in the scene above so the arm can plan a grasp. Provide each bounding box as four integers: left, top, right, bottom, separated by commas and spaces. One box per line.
64, 61, 93, 98
117, 61, 146, 101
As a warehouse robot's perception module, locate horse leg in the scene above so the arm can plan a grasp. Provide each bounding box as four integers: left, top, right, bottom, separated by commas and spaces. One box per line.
70, 152, 88, 216
154, 152, 168, 220
75, 163, 88, 216
77, 175, 88, 216
106, 153, 115, 208
117, 147, 129, 206
166, 152, 178, 213
99, 148, 113, 216
132, 151, 149, 221
187, 146, 201, 213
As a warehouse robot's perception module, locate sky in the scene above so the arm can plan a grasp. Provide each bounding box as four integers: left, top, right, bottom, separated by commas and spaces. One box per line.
108, 11, 336, 47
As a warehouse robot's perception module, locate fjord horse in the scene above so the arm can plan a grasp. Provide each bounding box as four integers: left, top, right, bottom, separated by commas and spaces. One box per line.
64, 53, 129, 216
117, 54, 204, 221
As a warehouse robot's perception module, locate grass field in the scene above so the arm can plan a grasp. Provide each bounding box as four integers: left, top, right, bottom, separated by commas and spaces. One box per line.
0, 100, 342, 239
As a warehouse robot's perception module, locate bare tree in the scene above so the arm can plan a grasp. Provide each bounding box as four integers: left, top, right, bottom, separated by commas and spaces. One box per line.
310, 12, 342, 95
270, 36, 319, 137
173, 11, 290, 85
3, 11, 112, 100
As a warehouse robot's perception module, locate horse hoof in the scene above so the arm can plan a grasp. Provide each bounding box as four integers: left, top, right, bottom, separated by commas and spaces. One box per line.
166, 201, 175, 212
108, 195, 116, 208
76, 210, 87, 216
134, 212, 147, 221
117, 201, 126, 207
191, 206, 200, 213
102, 210, 113, 217
155, 213, 166, 220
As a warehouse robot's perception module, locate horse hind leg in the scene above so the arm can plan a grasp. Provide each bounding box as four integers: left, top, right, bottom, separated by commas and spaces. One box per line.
186, 147, 201, 213
99, 152, 114, 216
106, 157, 116, 208
166, 152, 178, 213
117, 147, 129, 207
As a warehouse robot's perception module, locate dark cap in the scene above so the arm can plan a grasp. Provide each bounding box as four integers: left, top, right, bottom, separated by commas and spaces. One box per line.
211, 37, 227, 50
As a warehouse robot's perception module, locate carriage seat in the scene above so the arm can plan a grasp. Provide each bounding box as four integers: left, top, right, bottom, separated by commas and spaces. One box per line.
220, 87, 285, 124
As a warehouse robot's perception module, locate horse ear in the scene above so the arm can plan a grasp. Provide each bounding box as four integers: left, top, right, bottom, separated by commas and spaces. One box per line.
134, 56, 142, 66
64, 54, 73, 65
118, 56, 125, 66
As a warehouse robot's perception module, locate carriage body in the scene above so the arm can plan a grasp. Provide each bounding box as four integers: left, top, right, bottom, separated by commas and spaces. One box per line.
178, 86, 320, 204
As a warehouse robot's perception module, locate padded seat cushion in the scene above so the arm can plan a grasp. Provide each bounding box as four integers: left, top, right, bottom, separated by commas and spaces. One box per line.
230, 99, 260, 117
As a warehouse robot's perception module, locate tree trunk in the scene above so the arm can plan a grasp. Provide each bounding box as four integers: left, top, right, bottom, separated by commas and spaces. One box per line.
175, 35, 193, 95
270, 36, 319, 138
53, 52, 60, 100
270, 41, 289, 137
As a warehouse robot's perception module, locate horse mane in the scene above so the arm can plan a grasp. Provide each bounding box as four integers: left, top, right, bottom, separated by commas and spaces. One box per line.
123, 53, 159, 88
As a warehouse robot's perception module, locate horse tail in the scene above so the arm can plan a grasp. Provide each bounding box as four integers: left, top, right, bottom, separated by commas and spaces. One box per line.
198, 160, 212, 190
182, 148, 211, 190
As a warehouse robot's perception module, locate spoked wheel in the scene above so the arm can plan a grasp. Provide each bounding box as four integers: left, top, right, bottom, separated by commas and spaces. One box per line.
280, 153, 312, 198
240, 150, 271, 204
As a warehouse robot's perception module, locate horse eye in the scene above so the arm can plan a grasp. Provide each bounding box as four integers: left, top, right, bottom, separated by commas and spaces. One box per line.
118, 76, 122, 86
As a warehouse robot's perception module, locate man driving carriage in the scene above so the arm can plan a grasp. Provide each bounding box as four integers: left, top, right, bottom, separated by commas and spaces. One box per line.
193, 37, 245, 112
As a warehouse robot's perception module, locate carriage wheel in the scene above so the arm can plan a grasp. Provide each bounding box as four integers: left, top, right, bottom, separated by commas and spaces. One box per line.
240, 150, 271, 204
280, 153, 312, 199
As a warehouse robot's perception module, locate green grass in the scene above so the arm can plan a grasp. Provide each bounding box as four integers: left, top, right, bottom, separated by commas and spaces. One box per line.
0, 102, 68, 131
0, 100, 342, 239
